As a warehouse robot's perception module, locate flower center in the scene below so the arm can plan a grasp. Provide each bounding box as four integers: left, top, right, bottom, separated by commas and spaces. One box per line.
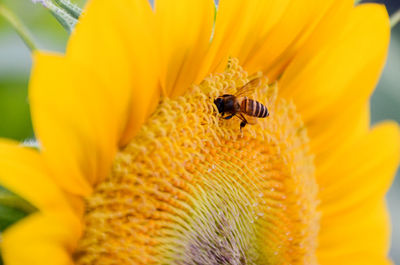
74, 59, 319, 265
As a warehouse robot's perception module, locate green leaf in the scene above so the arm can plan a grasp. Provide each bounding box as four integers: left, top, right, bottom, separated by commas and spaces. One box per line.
0, 186, 36, 215
0, 186, 36, 233
0, 204, 28, 231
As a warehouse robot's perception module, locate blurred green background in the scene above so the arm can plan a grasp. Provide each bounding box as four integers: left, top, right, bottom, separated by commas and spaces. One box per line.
0, 0, 399, 263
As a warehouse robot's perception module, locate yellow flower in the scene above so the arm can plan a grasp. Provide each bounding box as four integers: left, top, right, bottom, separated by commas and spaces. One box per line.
0, 0, 399, 264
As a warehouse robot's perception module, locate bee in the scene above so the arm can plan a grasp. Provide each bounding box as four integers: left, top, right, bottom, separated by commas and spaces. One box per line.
214, 77, 269, 130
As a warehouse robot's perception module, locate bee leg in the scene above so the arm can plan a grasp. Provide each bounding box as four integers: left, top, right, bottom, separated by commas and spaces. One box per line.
240, 121, 247, 132
238, 113, 248, 132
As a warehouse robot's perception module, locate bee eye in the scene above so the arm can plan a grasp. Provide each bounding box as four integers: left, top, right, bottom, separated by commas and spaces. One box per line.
214, 98, 222, 104
214, 98, 224, 113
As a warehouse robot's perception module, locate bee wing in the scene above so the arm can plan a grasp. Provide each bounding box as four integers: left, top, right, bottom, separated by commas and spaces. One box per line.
243, 113, 258, 125
237, 113, 258, 125
234, 77, 263, 98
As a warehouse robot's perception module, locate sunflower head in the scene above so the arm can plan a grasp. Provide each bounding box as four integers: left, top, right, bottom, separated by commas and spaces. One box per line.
74, 58, 319, 265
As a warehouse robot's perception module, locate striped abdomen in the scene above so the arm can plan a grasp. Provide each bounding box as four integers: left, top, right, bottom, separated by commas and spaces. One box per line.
240, 97, 269, 118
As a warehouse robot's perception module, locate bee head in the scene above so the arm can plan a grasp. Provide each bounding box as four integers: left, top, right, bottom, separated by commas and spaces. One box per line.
214, 97, 224, 113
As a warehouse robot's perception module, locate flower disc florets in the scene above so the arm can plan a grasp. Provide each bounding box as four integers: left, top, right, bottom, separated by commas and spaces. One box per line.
75, 59, 319, 265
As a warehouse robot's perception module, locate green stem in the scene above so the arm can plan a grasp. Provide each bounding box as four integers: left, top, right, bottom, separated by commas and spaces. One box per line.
53, 0, 82, 19
32, 0, 77, 33
0, 4, 37, 51
354, 0, 362, 5
390, 9, 400, 28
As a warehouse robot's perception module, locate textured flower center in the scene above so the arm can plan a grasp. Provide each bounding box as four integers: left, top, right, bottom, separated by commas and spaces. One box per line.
74, 59, 319, 265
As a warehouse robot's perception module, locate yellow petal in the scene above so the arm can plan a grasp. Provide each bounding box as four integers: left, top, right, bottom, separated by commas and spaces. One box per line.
310, 103, 369, 168
197, 0, 294, 80
196, 0, 286, 77
280, 3, 390, 124
317, 122, 400, 260
280, 4, 390, 179
244, 0, 342, 79
67, 0, 160, 144
321, 257, 393, 265
155, 0, 215, 97
318, 122, 400, 212
29, 52, 122, 195
318, 200, 392, 264
2, 212, 81, 265
0, 139, 73, 213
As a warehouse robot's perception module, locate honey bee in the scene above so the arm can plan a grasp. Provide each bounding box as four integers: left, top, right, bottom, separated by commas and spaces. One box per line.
214, 77, 269, 130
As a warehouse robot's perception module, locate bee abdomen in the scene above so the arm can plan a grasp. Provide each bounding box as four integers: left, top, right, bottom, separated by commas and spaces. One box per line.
242, 98, 269, 118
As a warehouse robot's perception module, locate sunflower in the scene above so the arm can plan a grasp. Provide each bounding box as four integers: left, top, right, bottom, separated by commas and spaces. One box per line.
0, 0, 399, 264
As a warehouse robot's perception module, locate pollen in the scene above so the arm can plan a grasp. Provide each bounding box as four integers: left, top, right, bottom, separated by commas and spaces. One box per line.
74, 59, 319, 265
